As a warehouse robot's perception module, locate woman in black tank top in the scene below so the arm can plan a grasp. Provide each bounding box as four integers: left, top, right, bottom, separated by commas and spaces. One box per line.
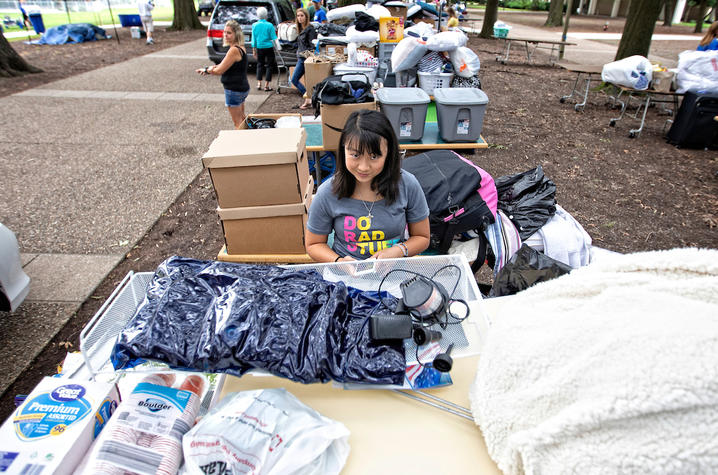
196, 20, 250, 128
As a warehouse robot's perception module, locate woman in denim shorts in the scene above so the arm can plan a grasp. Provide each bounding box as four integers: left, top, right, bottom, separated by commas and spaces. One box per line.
196, 20, 250, 128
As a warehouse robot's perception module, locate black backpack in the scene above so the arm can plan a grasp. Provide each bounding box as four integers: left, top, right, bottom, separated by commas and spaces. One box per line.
402, 150, 498, 272
311, 74, 374, 118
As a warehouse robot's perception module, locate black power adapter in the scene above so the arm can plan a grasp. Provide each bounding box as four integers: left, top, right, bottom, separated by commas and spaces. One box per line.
369, 313, 413, 340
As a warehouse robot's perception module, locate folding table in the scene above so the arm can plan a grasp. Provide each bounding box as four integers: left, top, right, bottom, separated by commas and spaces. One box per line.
557, 61, 604, 111
608, 85, 683, 138
494, 35, 577, 65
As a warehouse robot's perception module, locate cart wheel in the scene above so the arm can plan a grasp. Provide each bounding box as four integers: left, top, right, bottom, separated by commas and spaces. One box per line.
277, 87, 281, 94
574, 105, 582, 112
559, 97, 566, 103
609, 119, 616, 127
629, 132, 636, 138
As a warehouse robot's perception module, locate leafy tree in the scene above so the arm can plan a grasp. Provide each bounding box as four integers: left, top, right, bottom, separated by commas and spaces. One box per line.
0, 34, 42, 78
614, 0, 663, 60
545, 0, 563, 26
480, 0, 499, 38
170, 0, 203, 30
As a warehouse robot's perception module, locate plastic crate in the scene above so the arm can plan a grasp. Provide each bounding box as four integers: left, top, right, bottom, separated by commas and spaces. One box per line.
493, 26, 509, 38
417, 71, 454, 96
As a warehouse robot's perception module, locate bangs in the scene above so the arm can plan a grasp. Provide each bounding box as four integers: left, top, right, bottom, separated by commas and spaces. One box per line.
343, 128, 385, 157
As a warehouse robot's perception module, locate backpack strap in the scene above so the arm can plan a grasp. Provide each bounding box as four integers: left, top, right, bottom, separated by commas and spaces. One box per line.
470, 234, 487, 273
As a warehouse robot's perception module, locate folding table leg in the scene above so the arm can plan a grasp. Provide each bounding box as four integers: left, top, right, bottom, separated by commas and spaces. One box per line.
609, 89, 626, 126
575, 75, 591, 111
629, 95, 651, 138
496, 39, 511, 64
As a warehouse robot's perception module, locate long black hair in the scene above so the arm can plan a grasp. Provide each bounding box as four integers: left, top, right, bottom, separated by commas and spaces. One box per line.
332, 109, 401, 204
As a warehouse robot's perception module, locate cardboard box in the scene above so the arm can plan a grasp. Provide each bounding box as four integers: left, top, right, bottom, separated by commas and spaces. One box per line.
651, 70, 674, 92
321, 100, 378, 151
218, 176, 313, 255
385, 4, 408, 21
321, 44, 346, 56
203, 128, 309, 208
304, 58, 335, 99
379, 16, 404, 43
0, 377, 119, 475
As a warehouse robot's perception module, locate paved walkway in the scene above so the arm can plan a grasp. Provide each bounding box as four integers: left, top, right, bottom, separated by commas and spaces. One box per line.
0, 36, 276, 398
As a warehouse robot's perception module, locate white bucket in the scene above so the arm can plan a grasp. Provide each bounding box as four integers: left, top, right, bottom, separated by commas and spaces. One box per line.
130, 26, 141, 39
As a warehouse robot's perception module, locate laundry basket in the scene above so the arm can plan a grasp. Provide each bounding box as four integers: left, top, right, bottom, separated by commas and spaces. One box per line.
417, 71, 454, 96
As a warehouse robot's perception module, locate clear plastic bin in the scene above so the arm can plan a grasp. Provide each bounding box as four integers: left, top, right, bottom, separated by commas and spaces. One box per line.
433, 88, 489, 143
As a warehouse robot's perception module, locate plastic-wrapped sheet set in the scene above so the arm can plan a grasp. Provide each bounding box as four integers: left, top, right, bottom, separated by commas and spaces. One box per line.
111, 256, 405, 385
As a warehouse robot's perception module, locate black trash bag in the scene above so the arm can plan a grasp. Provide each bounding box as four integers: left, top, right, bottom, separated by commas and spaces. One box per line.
495, 165, 557, 240
354, 11, 379, 31
489, 245, 571, 297
111, 256, 405, 386
311, 74, 374, 117
316, 23, 348, 36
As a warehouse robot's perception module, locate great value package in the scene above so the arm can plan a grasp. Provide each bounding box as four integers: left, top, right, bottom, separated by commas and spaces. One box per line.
0, 377, 119, 475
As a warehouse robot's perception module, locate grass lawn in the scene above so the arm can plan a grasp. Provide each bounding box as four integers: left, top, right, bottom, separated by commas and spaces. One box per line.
3, 7, 175, 41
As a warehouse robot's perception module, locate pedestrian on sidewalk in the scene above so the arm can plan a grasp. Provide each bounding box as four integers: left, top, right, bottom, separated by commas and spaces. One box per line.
196, 20, 250, 129
138, 0, 155, 45
18, 0, 32, 30
251, 7, 277, 91
291, 8, 316, 110
697, 22, 718, 51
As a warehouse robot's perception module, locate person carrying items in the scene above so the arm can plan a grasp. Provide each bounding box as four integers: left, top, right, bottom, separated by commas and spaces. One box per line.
251, 7, 278, 91
137, 0, 154, 45
306, 110, 430, 262
291, 7, 317, 110
697, 21, 718, 51
196, 20, 250, 129
18, 0, 31, 30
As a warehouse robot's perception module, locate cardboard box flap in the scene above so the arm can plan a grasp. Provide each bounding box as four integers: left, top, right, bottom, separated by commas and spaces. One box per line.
217, 176, 314, 220
203, 128, 307, 168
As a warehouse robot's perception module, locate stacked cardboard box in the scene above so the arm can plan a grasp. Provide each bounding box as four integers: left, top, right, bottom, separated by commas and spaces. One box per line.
203, 127, 312, 255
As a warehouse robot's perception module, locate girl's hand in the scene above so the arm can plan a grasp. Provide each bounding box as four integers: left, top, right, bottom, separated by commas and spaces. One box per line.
371, 246, 404, 260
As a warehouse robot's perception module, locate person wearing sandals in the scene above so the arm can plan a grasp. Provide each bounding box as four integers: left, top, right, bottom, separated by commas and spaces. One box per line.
196, 20, 250, 129
291, 8, 317, 110
251, 7, 277, 91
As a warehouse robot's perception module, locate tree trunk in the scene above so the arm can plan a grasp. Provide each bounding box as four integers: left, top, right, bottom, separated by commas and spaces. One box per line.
663, 0, 674, 26
479, 0, 499, 38
170, 0, 204, 31
694, 0, 708, 33
545, 0, 563, 26
0, 34, 42, 78
614, 0, 663, 60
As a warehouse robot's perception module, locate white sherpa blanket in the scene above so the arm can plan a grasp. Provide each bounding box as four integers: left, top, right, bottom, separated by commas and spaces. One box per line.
470, 248, 718, 475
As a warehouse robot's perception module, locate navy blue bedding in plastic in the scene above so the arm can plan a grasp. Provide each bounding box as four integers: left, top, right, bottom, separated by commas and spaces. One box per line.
34, 23, 108, 45
111, 256, 405, 385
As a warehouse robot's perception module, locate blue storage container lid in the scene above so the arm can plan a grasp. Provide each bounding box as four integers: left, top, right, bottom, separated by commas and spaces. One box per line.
376, 87, 431, 105
433, 88, 489, 106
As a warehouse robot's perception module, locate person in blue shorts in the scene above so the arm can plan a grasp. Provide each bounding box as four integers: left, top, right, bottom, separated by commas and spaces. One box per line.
306, 110, 430, 262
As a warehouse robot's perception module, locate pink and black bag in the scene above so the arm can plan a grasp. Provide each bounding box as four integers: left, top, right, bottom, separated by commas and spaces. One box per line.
402, 150, 498, 272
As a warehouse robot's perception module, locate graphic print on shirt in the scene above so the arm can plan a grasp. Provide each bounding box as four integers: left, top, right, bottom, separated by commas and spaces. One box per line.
343, 213, 399, 256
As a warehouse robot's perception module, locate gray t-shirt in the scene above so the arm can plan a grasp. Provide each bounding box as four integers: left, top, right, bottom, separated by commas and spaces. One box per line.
307, 171, 430, 259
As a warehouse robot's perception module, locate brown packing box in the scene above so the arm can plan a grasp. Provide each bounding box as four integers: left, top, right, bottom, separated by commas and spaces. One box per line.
385, 4, 408, 21
322, 44, 346, 56
202, 128, 309, 208
321, 101, 378, 152
305, 58, 335, 99
218, 176, 313, 255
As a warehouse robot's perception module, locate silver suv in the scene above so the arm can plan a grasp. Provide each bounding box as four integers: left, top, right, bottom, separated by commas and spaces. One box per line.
206, 0, 297, 66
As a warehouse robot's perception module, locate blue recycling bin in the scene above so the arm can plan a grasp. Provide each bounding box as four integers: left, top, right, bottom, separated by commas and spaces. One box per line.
28, 13, 44, 34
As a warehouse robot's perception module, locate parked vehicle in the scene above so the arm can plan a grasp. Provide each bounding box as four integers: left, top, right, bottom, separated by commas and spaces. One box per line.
206, 0, 298, 66
198, 0, 216, 16
0, 223, 30, 312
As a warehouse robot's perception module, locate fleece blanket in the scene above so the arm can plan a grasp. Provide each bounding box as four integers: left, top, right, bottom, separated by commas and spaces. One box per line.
470, 247, 718, 475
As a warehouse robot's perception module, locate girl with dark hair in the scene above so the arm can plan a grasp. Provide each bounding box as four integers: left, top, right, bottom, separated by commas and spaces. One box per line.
306, 110, 430, 262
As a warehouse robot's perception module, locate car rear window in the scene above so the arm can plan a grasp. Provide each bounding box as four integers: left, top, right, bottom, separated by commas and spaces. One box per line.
213, 2, 277, 26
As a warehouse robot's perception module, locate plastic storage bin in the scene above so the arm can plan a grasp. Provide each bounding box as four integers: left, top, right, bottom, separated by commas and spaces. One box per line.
493, 26, 509, 38
376, 87, 431, 140
333, 63, 377, 84
118, 14, 142, 27
417, 71, 454, 96
433, 88, 489, 143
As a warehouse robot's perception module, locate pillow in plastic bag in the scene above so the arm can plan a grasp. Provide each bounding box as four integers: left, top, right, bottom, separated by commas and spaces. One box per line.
676, 49, 718, 94
405, 21, 435, 39
450, 46, 480, 78
392, 36, 428, 72
601, 55, 653, 90
366, 4, 392, 19
327, 3, 365, 23
345, 24, 380, 44
426, 30, 467, 52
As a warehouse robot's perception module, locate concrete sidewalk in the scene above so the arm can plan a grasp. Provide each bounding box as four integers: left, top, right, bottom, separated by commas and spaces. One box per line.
0, 36, 276, 398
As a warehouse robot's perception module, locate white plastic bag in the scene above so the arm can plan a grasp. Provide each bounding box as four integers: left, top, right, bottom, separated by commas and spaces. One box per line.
601, 55, 653, 90
345, 25, 380, 44
392, 36, 428, 71
181, 389, 350, 475
425, 30, 468, 52
676, 49, 718, 94
365, 4, 392, 19
278, 21, 298, 42
450, 46, 480, 77
327, 3, 365, 22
